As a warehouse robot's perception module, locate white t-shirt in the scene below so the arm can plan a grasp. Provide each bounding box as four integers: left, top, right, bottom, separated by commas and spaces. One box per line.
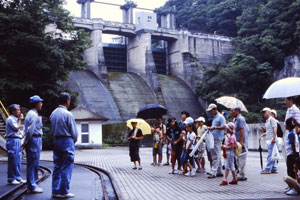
285, 130, 299, 156
186, 132, 196, 150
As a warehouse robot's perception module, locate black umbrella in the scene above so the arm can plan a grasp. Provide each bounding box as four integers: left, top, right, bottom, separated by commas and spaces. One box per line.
258, 139, 263, 170
137, 104, 168, 120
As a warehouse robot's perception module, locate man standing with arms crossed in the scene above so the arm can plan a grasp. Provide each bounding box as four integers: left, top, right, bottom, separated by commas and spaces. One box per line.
24, 95, 44, 193
232, 106, 249, 181
50, 92, 78, 199
207, 104, 226, 179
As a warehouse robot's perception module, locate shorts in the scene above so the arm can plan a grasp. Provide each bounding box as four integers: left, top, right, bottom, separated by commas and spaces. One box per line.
194, 143, 206, 159
152, 142, 162, 156
225, 150, 235, 171
182, 149, 194, 165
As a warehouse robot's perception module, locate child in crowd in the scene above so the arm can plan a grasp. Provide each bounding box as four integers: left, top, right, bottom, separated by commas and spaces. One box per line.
184, 123, 197, 177
220, 122, 238, 185
194, 117, 207, 173
283, 118, 299, 195
284, 157, 300, 196
151, 124, 163, 166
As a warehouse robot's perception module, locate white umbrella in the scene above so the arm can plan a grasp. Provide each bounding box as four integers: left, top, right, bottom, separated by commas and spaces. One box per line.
263, 77, 300, 99
215, 96, 248, 112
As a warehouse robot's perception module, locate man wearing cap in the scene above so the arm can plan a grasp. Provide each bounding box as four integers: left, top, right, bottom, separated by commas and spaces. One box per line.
259, 107, 278, 174
206, 104, 226, 179
232, 106, 249, 181
6, 104, 26, 185
50, 92, 78, 199
23, 95, 44, 193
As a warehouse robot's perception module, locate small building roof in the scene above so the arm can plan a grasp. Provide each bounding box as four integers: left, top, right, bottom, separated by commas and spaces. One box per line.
71, 107, 109, 122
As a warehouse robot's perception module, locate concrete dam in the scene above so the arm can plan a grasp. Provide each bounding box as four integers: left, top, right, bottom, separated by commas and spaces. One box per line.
68, 1, 233, 123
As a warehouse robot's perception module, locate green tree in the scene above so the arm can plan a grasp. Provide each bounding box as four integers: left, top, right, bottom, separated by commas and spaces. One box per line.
0, 0, 90, 116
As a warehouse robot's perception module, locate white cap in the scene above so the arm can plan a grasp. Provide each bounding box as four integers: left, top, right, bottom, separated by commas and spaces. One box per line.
184, 117, 194, 125
271, 109, 277, 117
206, 103, 217, 111
195, 117, 206, 123
261, 107, 271, 113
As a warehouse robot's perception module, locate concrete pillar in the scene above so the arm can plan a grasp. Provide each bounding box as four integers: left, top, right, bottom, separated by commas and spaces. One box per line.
84, 26, 108, 85
77, 0, 93, 19
120, 1, 137, 24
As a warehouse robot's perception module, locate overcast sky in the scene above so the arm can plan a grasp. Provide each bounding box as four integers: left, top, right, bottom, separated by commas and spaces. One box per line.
64, 0, 168, 22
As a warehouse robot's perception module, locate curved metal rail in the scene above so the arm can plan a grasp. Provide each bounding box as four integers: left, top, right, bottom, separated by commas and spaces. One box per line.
0, 165, 51, 200
76, 163, 123, 200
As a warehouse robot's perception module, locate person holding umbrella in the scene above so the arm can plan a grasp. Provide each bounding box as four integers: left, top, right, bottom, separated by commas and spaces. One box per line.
259, 107, 278, 174
127, 121, 144, 170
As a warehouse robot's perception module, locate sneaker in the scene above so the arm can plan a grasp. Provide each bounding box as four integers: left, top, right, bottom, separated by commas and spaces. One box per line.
163, 163, 170, 166
132, 167, 137, 170
208, 174, 216, 179
237, 177, 247, 181
216, 173, 224, 177
286, 188, 298, 196
30, 187, 43, 193
138, 167, 143, 170
206, 171, 212, 175
17, 179, 26, 183
62, 193, 75, 198
284, 187, 291, 193
200, 168, 206, 173
196, 168, 201, 173
52, 193, 64, 198
229, 180, 238, 185
8, 180, 20, 185
185, 172, 191, 177
173, 169, 179, 174
260, 170, 271, 174
169, 169, 175, 174
271, 170, 278, 174
220, 181, 228, 186
191, 169, 196, 177
157, 163, 161, 166
153, 163, 156, 166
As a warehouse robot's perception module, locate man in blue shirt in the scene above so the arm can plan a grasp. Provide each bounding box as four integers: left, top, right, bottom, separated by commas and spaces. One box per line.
50, 92, 78, 199
24, 95, 44, 193
6, 104, 26, 185
232, 106, 249, 181
206, 104, 226, 179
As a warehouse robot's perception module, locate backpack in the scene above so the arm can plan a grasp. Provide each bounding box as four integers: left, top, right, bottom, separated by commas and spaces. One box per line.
277, 122, 283, 138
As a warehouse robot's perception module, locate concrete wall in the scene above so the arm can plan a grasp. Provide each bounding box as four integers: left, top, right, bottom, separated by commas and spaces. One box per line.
247, 123, 285, 151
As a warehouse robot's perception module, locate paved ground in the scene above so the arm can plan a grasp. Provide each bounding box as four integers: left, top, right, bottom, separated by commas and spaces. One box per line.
39, 148, 298, 200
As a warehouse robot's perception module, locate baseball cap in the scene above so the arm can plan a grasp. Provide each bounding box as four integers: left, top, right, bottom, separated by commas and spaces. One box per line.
271, 109, 277, 117
184, 117, 194, 125
195, 117, 206, 123
206, 103, 217, 112
29, 95, 43, 104
261, 107, 271, 113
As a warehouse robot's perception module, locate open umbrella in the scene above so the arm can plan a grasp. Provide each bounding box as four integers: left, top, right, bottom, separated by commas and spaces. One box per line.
126, 118, 151, 135
263, 77, 300, 99
137, 104, 168, 119
215, 96, 248, 112
258, 140, 263, 170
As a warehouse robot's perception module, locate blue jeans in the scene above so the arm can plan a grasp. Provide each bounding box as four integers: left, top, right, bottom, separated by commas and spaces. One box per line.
6, 138, 22, 182
52, 137, 75, 195
26, 136, 42, 190
264, 142, 278, 172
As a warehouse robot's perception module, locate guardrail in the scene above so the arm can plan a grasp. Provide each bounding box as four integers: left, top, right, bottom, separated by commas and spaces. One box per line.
0, 99, 9, 120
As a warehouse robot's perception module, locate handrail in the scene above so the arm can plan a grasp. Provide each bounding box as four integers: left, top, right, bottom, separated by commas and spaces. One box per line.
0, 100, 9, 120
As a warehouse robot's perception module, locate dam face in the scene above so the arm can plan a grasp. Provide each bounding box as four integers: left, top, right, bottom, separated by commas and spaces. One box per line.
68, 1, 233, 122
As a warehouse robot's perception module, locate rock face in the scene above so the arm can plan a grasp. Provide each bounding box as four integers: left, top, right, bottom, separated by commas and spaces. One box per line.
274, 51, 300, 79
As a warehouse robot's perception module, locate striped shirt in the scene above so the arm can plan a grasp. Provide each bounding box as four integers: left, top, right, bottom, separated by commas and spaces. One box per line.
265, 117, 277, 140
285, 104, 300, 124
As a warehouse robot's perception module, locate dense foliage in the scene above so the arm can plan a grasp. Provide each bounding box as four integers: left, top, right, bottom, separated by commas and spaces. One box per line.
161, 0, 300, 122
0, 0, 90, 116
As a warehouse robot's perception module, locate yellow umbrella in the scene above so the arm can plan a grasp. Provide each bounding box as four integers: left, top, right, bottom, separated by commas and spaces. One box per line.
126, 118, 151, 135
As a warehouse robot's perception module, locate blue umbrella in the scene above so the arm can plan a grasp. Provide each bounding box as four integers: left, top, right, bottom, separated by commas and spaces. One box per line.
137, 104, 168, 119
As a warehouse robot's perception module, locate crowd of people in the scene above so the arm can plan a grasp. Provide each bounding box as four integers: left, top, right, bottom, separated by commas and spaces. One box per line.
128, 97, 300, 196
5, 93, 78, 199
